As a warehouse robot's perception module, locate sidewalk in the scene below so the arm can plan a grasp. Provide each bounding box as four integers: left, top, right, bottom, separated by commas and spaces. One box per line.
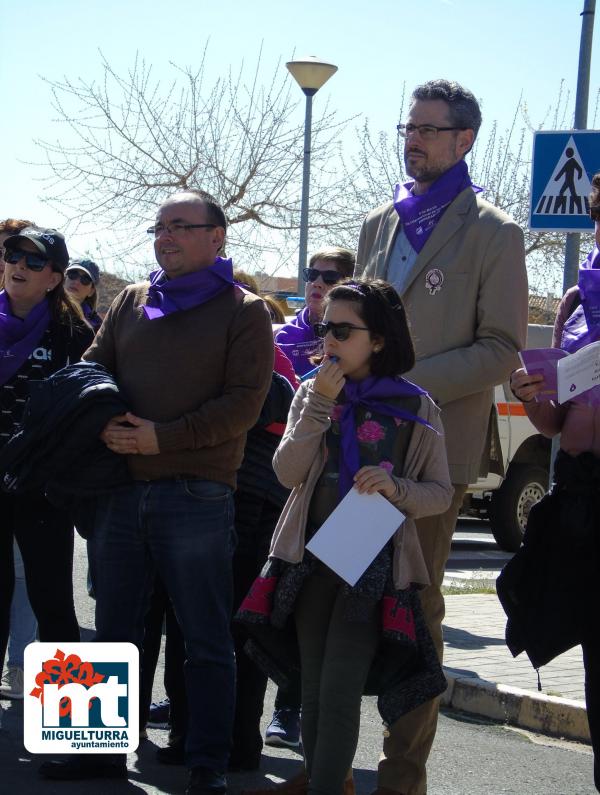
442, 593, 589, 742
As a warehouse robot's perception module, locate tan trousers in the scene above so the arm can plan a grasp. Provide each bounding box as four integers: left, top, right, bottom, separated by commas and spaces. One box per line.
377, 485, 467, 795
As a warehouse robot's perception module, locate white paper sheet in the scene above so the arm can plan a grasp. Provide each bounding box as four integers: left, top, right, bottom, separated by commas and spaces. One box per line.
305, 488, 405, 586
557, 340, 600, 403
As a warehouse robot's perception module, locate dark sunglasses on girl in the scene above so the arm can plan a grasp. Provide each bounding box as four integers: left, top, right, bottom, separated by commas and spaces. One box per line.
313, 321, 370, 341
66, 271, 93, 286
302, 267, 342, 286
3, 249, 50, 272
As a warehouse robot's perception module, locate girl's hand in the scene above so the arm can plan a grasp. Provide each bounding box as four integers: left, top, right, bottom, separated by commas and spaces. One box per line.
510, 368, 545, 403
313, 356, 345, 400
353, 465, 396, 499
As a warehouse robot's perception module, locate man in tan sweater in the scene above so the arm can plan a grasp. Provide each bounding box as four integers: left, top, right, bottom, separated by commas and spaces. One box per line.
40, 189, 274, 795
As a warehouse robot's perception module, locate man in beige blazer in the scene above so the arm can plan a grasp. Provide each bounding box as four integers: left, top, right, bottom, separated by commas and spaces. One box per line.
355, 80, 528, 795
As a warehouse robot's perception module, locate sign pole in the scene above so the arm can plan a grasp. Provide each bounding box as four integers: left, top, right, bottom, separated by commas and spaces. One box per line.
562, 0, 596, 293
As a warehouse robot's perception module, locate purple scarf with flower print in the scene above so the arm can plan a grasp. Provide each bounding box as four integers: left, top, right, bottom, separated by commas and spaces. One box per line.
561, 247, 600, 353
337, 375, 438, 499
393, 160, 482, 253
0, 292, 50, 386
143, 257, 234, 319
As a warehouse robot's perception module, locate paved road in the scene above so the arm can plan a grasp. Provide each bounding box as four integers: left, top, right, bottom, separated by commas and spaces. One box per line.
445, 518, 512, 587
2, 529, 595, 794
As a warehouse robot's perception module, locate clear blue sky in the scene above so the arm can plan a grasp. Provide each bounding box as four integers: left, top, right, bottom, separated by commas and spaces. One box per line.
1, 0, 598, 270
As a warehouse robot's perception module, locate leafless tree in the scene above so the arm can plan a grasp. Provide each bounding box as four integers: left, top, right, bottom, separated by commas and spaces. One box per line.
34, 45, 354, 278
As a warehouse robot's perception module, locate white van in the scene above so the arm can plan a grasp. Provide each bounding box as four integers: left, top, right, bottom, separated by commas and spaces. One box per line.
460, 324, 554, 552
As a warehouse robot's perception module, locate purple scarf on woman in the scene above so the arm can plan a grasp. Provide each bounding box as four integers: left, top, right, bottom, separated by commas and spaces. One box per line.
337, 375, 438, 498
561, 246, 600, 353
0, 292, 50, 386
143, 256, 234, 319
393, 160, 482, 252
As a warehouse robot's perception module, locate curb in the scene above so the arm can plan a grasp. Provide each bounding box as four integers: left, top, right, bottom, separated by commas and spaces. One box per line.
441, 669, 590, 744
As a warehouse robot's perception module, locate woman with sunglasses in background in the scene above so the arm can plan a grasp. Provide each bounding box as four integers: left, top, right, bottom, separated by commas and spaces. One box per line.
275, 248, 355, 378
245, 279, 452, 795
65, 259, 103, 333
0, 227, 94, 682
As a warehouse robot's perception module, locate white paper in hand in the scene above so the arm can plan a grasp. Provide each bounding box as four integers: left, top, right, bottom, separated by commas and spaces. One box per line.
305, 488, 405, 586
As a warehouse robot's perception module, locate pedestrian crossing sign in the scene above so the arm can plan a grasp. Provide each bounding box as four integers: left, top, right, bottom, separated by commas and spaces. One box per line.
529, 130, 599, 232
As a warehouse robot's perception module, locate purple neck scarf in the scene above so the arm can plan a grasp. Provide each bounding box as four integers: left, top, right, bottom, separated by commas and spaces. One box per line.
274, 307, 322, 377
143, 257, 234, 319
337, 375, 438, 498
393, 160, 482, 253
562, 247, 600, 353
0, 292, 50, 386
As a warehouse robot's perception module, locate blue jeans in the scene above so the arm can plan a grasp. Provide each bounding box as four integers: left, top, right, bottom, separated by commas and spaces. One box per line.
90, 479, 236, 771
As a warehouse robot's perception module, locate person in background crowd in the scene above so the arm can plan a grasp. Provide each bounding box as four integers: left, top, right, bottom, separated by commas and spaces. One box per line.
509, 172, 600, 792
0, 219, 38, 701
355, 80, 528, 795
65, 258, 103, 332
265, 246, 356, 751
275, 248, 355, 378
39, 189, 273, 795
263, 295, 286, 325
0, 227, 93, 687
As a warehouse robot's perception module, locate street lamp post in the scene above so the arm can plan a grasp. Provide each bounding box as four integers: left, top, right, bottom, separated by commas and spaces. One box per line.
286, 56, 338, 294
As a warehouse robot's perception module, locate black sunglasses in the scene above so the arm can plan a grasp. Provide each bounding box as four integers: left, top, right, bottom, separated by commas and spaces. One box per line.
303, 267, 342, 286
4, 249, 50, 272
314, 321, 370, 341
66, 270, 93, 286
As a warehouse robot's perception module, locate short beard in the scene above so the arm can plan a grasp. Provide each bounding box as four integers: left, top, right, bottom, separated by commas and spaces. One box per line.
404, 160, 447, 185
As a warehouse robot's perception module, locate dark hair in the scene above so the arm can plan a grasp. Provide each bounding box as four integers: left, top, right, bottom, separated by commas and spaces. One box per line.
325, 278, 415, 376
309, 246, 356, 278
591, 172, 600, 220
173, 188, 227, 231
411, 79, 482, 141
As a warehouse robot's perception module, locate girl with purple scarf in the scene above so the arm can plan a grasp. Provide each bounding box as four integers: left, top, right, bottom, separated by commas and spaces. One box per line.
510, 173, 600, 792
260, 279, 452, 795
0, 227, 94, 683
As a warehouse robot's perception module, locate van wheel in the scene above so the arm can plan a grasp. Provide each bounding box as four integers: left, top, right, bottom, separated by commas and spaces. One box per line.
489, 464, 548, 552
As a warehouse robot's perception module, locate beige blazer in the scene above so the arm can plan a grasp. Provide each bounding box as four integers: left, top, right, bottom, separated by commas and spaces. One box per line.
269, 383, 453, 589
355, 188, 528, 484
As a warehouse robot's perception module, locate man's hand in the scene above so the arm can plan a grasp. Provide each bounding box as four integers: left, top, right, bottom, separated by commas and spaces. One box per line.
353, 465, 397, 499
100, 412, 160, 456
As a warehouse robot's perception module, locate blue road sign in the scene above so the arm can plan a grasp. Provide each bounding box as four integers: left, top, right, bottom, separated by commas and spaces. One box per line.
529, 130, 599, 232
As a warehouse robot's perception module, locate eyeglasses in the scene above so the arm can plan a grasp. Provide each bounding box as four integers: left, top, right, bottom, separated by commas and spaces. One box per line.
66, 270, 93, 286
303, 267, 342, 286
146, 222, 217, 237
4, 249, 50, 272
396, 123, 467, 140
313, 321, 370, 341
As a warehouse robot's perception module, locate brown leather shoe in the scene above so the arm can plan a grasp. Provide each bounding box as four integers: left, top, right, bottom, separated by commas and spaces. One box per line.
242, 769, 308, 795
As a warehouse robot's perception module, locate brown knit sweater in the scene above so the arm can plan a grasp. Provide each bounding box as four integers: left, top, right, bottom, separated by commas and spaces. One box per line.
83, 282, 274, 487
